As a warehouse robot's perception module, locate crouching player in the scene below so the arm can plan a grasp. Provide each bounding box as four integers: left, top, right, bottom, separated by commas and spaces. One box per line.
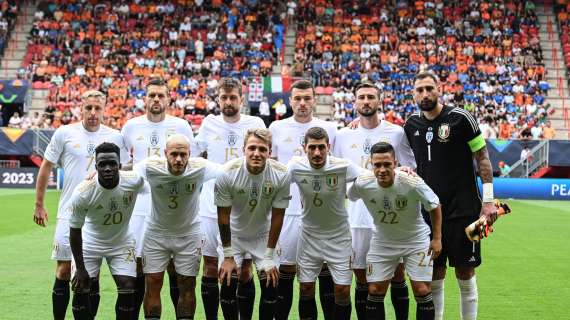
348, 142, 442, 320
216, 128, 291, 320
69, 142, 145, 319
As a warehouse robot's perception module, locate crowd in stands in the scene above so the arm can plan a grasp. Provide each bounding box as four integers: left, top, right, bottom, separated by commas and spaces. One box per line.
22, 0, 287, 131
293, 0, 555, 138
0, 1, 18, 57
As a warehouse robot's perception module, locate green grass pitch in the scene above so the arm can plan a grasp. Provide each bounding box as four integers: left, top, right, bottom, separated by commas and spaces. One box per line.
0, 188, 568, 319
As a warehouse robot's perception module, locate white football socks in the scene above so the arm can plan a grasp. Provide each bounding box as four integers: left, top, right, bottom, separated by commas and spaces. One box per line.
458, 276, 478, 320
431, 279, 445, 320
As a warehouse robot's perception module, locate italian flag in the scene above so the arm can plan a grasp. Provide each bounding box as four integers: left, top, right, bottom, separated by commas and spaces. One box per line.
262, 76, 293, 93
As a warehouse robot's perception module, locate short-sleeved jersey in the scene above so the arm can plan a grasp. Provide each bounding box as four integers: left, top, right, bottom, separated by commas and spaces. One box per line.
269, 117, 337, 216
196, 114, 266, 218
404, 106, 486, 220
333, 121, 416, 228
121, 115, 197, 216
287, 156, 362, 239
348, 170, 439, 248
69, 171, 144, 249
44, 122, 128, 219
121, 114, 198, 164
134, 156, 223, 237
214, 158, 291, 237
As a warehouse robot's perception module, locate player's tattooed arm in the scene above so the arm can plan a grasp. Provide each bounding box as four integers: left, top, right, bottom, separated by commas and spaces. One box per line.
473, 146, 493, 184
473, 146, 498, 224
217, 206, 232, 247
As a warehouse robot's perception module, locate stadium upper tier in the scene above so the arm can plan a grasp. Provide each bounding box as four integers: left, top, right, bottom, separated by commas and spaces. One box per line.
23, 0, 287, 130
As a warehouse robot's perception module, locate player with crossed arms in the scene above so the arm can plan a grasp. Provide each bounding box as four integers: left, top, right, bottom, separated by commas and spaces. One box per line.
348, 142, 442, 320
216, 128, 291, 320
69, 142, 144, 319
133, 134, 223, 319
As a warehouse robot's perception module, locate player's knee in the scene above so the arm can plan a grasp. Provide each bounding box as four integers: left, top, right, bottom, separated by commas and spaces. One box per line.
368, 282, 389, 296
411, 281, 431, 297
353, 269, 367, 284
145, 273, 164, 294
455, 267, 475, 280
202, 256, 218, 278
300, 282, 316, 297
433, 266, 446, 280
279, 264, 296, 274
116, 276, 136, 291
334, 285, 350, 301
178, 275, 196, 293
392, 263, 406, 282
55, 261, 71, 280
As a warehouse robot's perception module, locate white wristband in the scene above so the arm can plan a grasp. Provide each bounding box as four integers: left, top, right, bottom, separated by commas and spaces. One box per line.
223, 246, 233, 258
264, 248, 275, 259
482, 183, 494, 202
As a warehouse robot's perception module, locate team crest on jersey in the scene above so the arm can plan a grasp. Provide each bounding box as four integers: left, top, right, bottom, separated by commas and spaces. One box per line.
395, 195, 408, 210
150, 131, 159, 147
123, 191, 134, 207
425, 127, 434, 144
262, 182, 274, 197
299, 134, 305, 146
326, 174, 338, 188
86, 142, 96, 155
312, 179, 321, 192
383, 196, 391, 210
185, 182, 196, 194
169, 183, 179, 195
227, 132, 239, 147
438, 123, 450, 141
109, 198, 119, 212
250, 182, 259, 198
363, 139, 372, 154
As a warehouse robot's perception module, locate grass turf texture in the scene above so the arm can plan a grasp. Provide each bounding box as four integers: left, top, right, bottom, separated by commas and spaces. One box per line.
0, 188, 568, 319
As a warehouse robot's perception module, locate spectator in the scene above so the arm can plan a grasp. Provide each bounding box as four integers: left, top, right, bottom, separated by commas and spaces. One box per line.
542, 120, 556, 139
259, 96, 271, 127
8, 112, 22, 128
498, 161, 511, 177
530, 122, 543, 139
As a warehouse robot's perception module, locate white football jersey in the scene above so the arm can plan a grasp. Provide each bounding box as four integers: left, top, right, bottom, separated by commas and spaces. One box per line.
215, 158, 291, 237
44, 122, 128, 219
134, 156, 223, 237
69, 171, 144, 250
333, 121, 416, 228
348, 170, 439, 248
196, 114, 266, 218
121, 114, 197, 216
269, 117, 337, 216
287, 156, 362, 239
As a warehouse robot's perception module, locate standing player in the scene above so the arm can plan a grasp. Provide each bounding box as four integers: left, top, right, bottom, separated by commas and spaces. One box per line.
69, 142, 144, 320
121, 77, 198, 317
195, 78, 266, 319
404, 71, 497, 320
133, 134, 222, 319
333, 82, 416, 320
348, 142, 442, 320
216, 128, 291, 320
268, 79, 338, 320
33, 90, 127, 320
288, 127, 363, 320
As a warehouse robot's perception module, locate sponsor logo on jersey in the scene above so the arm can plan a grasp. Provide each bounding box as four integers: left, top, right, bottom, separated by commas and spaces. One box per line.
326, 174, 338, 188
214, 135, 222, 141
425, 127, 434, 144
438, 123, 450, 141
166, 129, 177, 139
109, 198, 119, 212
237, 189, 246, 194
73, 143, 81, 149
136, 135, 144, 141
227, 132, 239, 147
395, 195, 408, 210
414, 130, 420, 136
312, 179, 321, 192
350, 143, 358, 149
262, 182, 274, 197
284, 136, 292, 143
150, 131, 159, 147
185, 182, 196, 194
96, 204, 104, 210
370, 198, 376, 204
300, 179, 308, 184
123, 191, 134, 207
